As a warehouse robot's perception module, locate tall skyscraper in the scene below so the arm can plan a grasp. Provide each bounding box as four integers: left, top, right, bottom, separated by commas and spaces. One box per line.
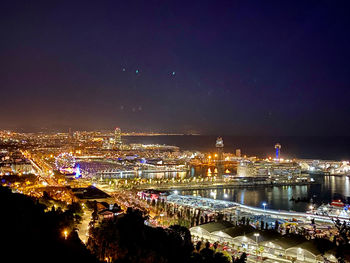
68, 128, 73, 139
115, 127, 122, 146
235, 149, 241, 157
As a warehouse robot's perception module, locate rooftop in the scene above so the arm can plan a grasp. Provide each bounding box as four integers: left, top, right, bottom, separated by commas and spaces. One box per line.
71, 186, 111, 200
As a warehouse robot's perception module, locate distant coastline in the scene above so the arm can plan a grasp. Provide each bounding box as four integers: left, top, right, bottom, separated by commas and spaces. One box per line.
123, 135, 350, 161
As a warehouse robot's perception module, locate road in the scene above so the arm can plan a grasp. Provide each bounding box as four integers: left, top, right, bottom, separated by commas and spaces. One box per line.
77, 206, 92, 244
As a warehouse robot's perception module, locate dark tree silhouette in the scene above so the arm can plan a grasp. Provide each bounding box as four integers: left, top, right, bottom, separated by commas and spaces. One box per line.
196, 241, 202, 252
88, 207, 194, 263
0, 186, 97, 263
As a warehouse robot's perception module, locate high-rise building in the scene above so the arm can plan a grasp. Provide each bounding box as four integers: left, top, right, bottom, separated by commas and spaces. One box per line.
114, 127, 122, 145
235, 149, 241, 157
68, 128, 73, 139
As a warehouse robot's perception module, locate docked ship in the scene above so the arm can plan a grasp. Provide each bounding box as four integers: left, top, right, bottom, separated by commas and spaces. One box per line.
307, 199, 350, 219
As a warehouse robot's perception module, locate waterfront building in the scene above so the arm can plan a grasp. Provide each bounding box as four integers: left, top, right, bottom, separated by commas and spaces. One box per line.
114, 127, 122, 147
237, 161, 304, 181
237, 162, 259, 177
190, 222, 337, 263
71, 186, 112, 202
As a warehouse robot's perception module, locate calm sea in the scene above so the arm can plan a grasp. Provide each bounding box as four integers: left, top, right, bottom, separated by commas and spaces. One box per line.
180, 175, 350, 212
124, 135, 350, 160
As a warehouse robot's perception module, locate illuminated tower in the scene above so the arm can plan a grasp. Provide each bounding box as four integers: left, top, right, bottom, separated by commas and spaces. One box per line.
275, 143, 281, 160
216, 136, 224, 162
115, 127, 122, 146
216, 137, 224, 176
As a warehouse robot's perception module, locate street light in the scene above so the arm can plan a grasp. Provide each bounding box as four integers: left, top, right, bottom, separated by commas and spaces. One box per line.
160, 213, 165, 225
262, 202, 267, 211
63, 230, 68, 240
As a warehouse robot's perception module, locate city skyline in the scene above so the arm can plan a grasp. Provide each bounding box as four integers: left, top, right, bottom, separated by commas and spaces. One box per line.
1, 1, 350, 135
2, 2, 350, 263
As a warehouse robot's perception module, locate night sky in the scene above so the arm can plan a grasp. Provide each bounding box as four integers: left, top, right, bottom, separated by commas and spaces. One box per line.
1, 0, 350, 135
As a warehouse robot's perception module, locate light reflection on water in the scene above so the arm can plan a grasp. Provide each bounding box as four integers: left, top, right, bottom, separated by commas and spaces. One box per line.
180, 176, 350, 212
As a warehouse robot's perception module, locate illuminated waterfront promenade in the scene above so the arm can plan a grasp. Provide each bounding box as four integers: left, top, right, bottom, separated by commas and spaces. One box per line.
166, 194, 335, 224
136, 179, 316, 191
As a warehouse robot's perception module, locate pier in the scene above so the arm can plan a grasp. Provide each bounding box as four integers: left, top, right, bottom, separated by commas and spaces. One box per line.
137, 179, 317, 191
166, 194, 335, 224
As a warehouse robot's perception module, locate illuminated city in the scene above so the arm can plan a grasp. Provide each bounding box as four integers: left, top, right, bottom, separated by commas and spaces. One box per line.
1, 1, 350, 263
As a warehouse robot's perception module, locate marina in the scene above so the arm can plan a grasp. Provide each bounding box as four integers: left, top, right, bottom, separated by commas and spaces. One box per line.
165, 194, 345, 224
180, 175, 350, 212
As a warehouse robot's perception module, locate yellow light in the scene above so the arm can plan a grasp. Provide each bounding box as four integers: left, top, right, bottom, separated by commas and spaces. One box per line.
214, 154, 218, 157
208, 155, 212, 159
63, 230, 68, 240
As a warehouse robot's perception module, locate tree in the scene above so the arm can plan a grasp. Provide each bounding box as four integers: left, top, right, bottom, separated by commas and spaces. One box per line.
88, 208, 194, 263
331, 218, 350, 260
196, 241, 202, 252
191, 216, 196, 227
260, 220, 264, 230
332, 218, 350, 245
91, 201, 99, 222
0, 186, 98, 263
214, 252, 231, 263
205, 214, 209, 223
216, 213, 224, 221
233, 252, 247, 263
200, 242, 215, 263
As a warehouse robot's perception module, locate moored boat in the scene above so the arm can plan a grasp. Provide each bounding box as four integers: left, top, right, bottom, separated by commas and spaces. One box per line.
307, 199, 350, 219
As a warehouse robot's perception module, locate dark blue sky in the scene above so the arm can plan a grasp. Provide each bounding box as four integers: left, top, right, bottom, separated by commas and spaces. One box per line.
1, 0, 350, 135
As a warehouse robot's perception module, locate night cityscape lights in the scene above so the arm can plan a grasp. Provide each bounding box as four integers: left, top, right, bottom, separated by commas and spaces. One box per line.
1, 127, 350, 262
2, 1, 350, 262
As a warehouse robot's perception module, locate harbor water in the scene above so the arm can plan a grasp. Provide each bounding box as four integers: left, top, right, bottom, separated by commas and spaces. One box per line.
180, 175, 350, 212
